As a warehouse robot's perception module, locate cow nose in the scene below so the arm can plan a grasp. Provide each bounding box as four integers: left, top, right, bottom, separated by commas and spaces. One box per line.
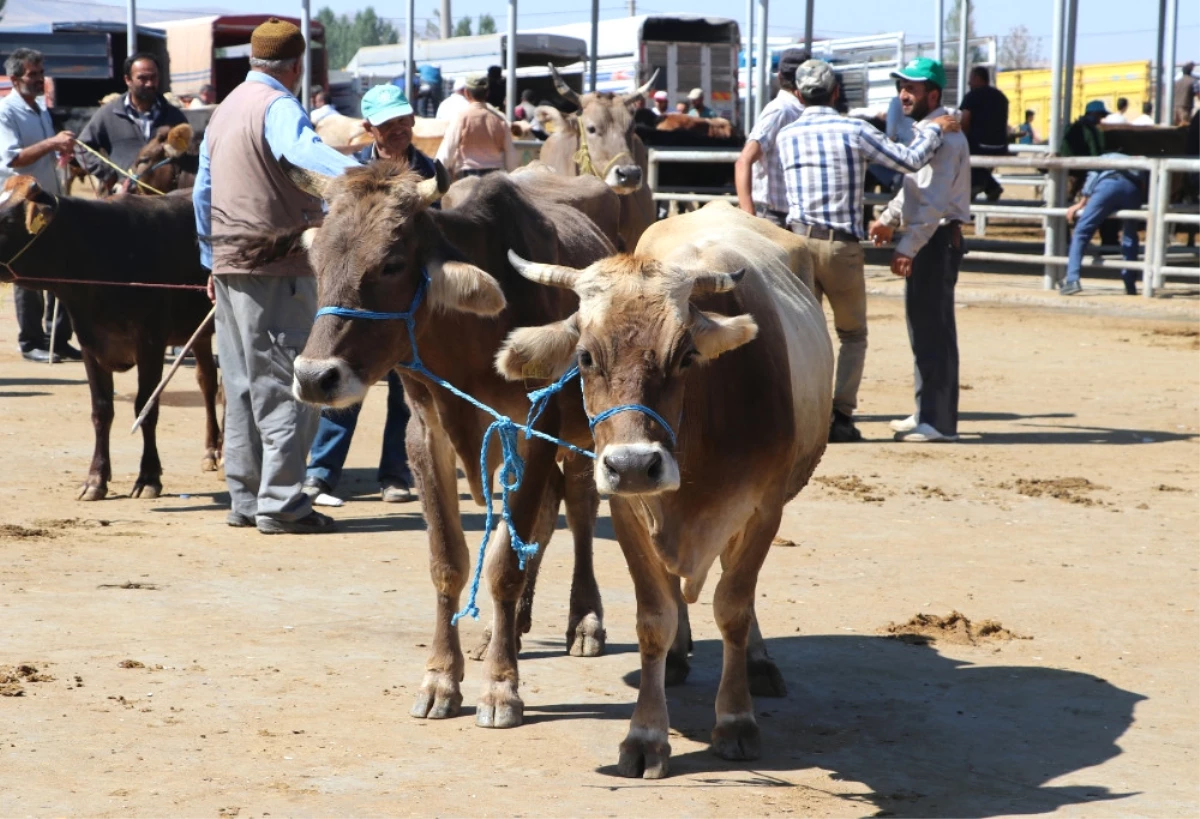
602, 447, 664, 492
613, 164, 642, 188
293, 356, 362, 406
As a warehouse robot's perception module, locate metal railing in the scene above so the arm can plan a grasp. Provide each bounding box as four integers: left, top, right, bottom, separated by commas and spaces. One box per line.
644, 148, 1200, 298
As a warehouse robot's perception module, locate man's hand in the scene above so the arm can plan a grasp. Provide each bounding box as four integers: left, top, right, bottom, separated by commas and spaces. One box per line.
206, 273, 215, 304
931, 114, 960, 133
1066, 198, 1088, 225
890, 252, 913, 278
869, 221, 894, 246
49, 131, 76, 154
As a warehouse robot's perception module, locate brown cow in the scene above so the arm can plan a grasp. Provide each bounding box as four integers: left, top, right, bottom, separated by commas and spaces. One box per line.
128, 123, 200, 195
0, 176, 221, 499
497, 202, 833, 777
274, 161, 614, 727
654, 113, 736, 140
537, 66, 658, 251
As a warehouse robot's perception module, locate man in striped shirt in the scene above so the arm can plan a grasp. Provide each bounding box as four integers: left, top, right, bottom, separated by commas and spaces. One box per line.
778, 59, 959, 443
734, 48, 808, 227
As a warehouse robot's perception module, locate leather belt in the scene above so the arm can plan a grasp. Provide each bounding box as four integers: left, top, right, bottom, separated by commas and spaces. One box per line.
795, 223, 859, 244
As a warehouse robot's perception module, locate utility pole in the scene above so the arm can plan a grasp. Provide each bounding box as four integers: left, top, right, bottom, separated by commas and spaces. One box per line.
628, 0, 636, 16
440, 0, 450, 38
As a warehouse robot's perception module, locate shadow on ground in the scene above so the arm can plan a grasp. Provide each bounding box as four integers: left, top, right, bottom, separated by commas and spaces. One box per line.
544, 634, 1143, 818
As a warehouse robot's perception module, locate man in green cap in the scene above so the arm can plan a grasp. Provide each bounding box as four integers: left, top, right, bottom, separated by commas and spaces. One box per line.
869, 57, 970, 443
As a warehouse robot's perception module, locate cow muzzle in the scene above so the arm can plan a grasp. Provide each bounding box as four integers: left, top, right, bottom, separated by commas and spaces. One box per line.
293, 356, 366, 408
606, 163, 643, 193
596, 443, 680, 496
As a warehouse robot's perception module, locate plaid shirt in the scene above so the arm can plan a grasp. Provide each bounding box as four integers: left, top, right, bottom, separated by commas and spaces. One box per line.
778, 105, 946, 238
124, 94, 162, 141
747, 89, 803, 212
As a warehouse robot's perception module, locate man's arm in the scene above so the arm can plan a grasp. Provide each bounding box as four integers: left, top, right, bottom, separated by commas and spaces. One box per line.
435, 115, 462, 175
0, 110, 74, 170
76, 108, 114, 183
734, 140, 763, 214
859, 119, 949, 174
263, 95, 360, 176
502, 121, 518, 171
193, 134, 213, 269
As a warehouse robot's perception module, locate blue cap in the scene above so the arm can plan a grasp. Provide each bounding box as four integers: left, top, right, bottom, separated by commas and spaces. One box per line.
1084, 100, 1110, 117
361, 84, 414, 125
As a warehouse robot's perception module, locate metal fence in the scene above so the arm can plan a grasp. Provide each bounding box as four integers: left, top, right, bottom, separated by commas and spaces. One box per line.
645, 148, 1200, 298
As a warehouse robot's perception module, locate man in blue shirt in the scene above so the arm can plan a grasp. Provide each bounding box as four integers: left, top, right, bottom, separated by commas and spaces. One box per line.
303, 84, 436, 507
194, 18, 359, 535
1061, 153, 1148, 296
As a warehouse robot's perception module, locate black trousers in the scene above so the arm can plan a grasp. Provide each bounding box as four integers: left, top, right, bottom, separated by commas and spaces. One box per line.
14, 285, 72, 352
906, 224, 961, 436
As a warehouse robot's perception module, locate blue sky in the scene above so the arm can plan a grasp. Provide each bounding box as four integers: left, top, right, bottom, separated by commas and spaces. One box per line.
109, 0, 1198, 66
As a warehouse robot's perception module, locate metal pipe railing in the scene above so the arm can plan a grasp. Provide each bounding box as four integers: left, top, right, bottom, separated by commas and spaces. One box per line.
644, 148, 1200, 298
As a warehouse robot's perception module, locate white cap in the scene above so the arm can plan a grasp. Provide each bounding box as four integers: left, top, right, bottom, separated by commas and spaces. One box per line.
453, 76, 467, 91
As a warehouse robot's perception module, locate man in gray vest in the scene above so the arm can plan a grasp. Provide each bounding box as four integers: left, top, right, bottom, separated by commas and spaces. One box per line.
193, 18, 358, 534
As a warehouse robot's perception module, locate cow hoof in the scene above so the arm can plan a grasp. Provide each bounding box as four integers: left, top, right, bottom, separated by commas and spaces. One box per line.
711, 715, 761, 761
747, 657, 788, 698
132, 482, 162, 499
475, 681, 523, 728
664, 650, 691, 686
78, 483, 107, 502
410, 672, 462, 720
567, 612, 606, 657
618, 732, 671, 779
201, 454, 219, 472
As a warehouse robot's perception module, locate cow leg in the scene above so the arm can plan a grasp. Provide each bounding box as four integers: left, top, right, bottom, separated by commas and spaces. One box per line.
193, 338, 222, 472
665, 579, 692, 686
79, 351, 114, 501
611, 500, 677, 779
563, 454, 605, 657
709, 507, 781, 762
475, 437, 557, 729
130, 339, 166, 498
720, 550, 787, 698
405, 381, 470, 721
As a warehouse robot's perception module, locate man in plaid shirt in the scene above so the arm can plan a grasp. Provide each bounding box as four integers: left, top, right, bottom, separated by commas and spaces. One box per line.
734, 48, 808, 227
778, 59, 959, 443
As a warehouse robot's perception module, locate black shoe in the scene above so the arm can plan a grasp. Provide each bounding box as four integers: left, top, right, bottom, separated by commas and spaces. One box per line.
829, 410, 864, 443
226, 511, 255, 528
53, 344, 83, 361
20, 347, 60, 363
257, 510, 335, 535
301, 476, 331, 500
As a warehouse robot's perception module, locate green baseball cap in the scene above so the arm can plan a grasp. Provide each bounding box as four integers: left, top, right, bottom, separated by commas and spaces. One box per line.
361, 83, 414, 126
890, 57, 947, 90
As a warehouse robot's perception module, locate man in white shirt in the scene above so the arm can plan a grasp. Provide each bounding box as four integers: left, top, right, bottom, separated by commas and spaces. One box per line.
309, 88, 337, 124
0, 47, 80, 362
189, 84, 216, 108
436, 76, 470, 122
1102, 97, 1129, 124
1131, 101, 1154, 126
734, 48, 807, 227
869, 58, 970, 443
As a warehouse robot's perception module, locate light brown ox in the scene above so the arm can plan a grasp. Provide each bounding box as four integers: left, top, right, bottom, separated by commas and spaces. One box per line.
537, 66, 658, 251
497, 201, 833, 777
275, 161, 616, 728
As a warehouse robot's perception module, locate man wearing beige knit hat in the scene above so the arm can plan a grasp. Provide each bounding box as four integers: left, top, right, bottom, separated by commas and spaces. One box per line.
194, 17, 360, 535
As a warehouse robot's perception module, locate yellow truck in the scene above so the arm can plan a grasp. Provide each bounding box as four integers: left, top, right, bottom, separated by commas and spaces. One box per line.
997, 60, 1152, 141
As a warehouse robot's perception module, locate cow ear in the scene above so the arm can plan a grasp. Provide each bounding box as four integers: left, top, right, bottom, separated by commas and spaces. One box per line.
428, 257, 506, 316
534, 105, 566, 134
689, 307, 758, 360
495, 315, 580, 381
24, 200, 55, 236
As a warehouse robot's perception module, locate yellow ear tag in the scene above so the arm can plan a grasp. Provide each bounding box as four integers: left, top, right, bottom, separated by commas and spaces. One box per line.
26, 205, 48, 235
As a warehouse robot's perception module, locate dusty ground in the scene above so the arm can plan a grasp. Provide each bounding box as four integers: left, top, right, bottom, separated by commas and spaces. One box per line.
1, 270, 1198, 818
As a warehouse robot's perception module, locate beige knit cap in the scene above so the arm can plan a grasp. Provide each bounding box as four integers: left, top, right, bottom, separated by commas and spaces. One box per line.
251, 18, 306, 61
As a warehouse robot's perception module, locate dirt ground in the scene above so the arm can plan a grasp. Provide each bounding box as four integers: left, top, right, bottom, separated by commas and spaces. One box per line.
1, 269, 1198, 818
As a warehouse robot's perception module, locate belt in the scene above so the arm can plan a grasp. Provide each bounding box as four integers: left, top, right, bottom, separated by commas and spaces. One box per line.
794, 223, 859, 244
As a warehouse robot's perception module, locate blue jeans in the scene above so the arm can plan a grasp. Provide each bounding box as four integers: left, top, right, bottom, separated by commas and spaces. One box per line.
1066, 175, 1142, 291
306, 370, 412, 491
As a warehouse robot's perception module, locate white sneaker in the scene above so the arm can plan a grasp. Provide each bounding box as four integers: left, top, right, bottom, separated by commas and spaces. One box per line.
313, 492, 345, 507
894, 423, 957, 443
889, 415, 918, 433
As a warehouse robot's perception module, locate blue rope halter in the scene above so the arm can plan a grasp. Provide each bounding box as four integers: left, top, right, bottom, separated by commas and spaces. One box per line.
314, 269, 676, 624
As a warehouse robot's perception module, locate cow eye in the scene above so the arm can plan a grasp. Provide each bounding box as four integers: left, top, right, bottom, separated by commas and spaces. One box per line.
586, 124, 597, 134
679, 349, 699, 370
577, 349, 594, 369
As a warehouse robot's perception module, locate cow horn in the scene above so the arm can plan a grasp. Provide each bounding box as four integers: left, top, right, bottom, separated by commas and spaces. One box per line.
549, 63, 581, 108
622, 68, 661, 104
508, 250, 579, 290
280, 155, 333, 199
417, 160, 452, 205
690, 268, 746, 296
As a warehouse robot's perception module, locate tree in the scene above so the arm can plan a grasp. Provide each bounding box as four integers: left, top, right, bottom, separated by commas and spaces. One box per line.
316, 6, 399, 71
478, 14, 497, 35
453, 17, 473, 37
944, 0, 987, 66
424, 8, 442, 40
998, 24, 1045, 70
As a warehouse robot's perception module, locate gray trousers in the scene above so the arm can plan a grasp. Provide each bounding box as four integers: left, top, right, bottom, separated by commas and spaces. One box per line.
14, 285, 72, 352
214, 274, 319, 522
906, 224, 961, 436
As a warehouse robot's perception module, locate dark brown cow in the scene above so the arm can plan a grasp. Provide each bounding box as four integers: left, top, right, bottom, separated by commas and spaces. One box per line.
128, 123, 200, 195
497, 202, 833, 777
537, 67, 658, 251
273, 161, 614, 727
0, 176, 221, 500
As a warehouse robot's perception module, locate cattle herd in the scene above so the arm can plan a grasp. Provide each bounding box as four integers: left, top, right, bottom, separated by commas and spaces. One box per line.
1, 84, 847, 781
